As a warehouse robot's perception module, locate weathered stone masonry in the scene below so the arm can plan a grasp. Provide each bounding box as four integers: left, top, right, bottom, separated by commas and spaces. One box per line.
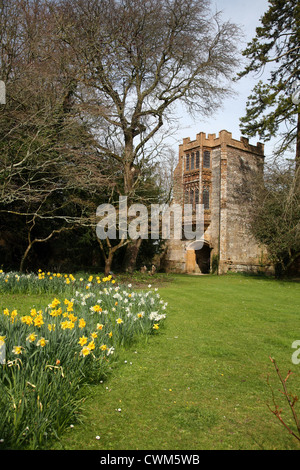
163, 130, 271, 274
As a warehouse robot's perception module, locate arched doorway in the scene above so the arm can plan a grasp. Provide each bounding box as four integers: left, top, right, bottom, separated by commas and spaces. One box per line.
195, 244, 211, 274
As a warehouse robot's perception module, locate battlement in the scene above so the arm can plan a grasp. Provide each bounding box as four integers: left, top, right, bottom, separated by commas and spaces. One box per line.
180, 130, 264, 157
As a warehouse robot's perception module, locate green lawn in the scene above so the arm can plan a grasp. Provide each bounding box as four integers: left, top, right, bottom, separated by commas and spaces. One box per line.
2, 273, 300, 450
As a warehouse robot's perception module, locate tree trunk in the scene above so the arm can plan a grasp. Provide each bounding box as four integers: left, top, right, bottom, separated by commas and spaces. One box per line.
20, 241, 34, 272
122, 237, 142, 273
104, 251, 114, 276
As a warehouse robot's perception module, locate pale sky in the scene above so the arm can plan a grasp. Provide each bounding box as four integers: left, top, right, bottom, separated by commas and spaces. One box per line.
170, 0, 276, 161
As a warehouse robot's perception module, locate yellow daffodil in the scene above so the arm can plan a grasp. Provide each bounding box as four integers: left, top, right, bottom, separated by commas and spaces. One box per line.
97, 323, 104, 330
49, 308, 62, 317
61, 320, 75, 330
80, 346, 91, 357
78, 318, 86, 329
0, 335, 6, 344
116, 318, 123, 324
78, 336, 88, 346
68, 313, 77, 322
26, 333, 37, 343
33, 314, 44, 328
91, 304, 102, 313
12, 346, 23, 355
10, 310, 18, 324
153, 323, 159, 330
37, 337, 48, 347
91, 332, 98, 339
3, 308, 9, 316
49, 298, 60, 309
100, 344, 107, 351
21, 315, 33, 326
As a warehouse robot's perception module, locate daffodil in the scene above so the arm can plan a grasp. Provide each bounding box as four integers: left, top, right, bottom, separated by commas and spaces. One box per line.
153, 323, 159, 330
78, 318, 86, 329
12, 346, 23, 355
37, 337, 48, 347
91, 304, 102, 313
78, 336, 88, 346
68, 313, 77, 322
61, 320, 75, 330
80, 346, 91, 357
26, 333, 37, 343
49, 298, 60, 309
0, 335, 6, 344
21, 315, 33, 325
116, 318, 123, 324
11, 309, 18, 320
33, 314, 44, 328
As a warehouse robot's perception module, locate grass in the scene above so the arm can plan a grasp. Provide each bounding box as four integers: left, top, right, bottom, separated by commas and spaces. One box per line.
2, 273, 300, 450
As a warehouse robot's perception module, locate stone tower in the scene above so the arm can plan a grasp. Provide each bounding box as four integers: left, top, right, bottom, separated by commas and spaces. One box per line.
163, 130, 269, 274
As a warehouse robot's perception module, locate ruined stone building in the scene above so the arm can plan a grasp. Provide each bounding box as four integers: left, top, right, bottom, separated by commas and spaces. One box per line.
163, 130, 270, 274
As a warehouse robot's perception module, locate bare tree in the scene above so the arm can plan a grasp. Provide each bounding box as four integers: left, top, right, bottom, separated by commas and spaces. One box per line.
0, 0, 115, 270
50, 0, 241, 271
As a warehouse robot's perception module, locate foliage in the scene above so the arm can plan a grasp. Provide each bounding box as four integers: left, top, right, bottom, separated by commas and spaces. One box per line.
237, 0, 300, 159
249, 162, 300, 277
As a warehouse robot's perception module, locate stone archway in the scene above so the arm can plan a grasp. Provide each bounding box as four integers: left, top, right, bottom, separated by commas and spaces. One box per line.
195, 244, 211, 274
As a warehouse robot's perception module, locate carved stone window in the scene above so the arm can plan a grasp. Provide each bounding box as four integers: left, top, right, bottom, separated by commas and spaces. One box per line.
186, 154, 190, 171
203, 150, 211, 168
195, 151, 200, 169
191, 153, 195, 170
203, 187, 210, 210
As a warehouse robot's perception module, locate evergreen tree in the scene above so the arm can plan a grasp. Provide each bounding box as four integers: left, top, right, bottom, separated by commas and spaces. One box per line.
237, 0, 300, 162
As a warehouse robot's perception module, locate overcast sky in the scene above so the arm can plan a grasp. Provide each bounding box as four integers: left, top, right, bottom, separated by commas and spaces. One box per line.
170, 0, 276, 160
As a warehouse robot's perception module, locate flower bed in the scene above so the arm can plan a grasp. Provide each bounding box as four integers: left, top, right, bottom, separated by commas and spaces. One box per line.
0, 271, 167, 449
